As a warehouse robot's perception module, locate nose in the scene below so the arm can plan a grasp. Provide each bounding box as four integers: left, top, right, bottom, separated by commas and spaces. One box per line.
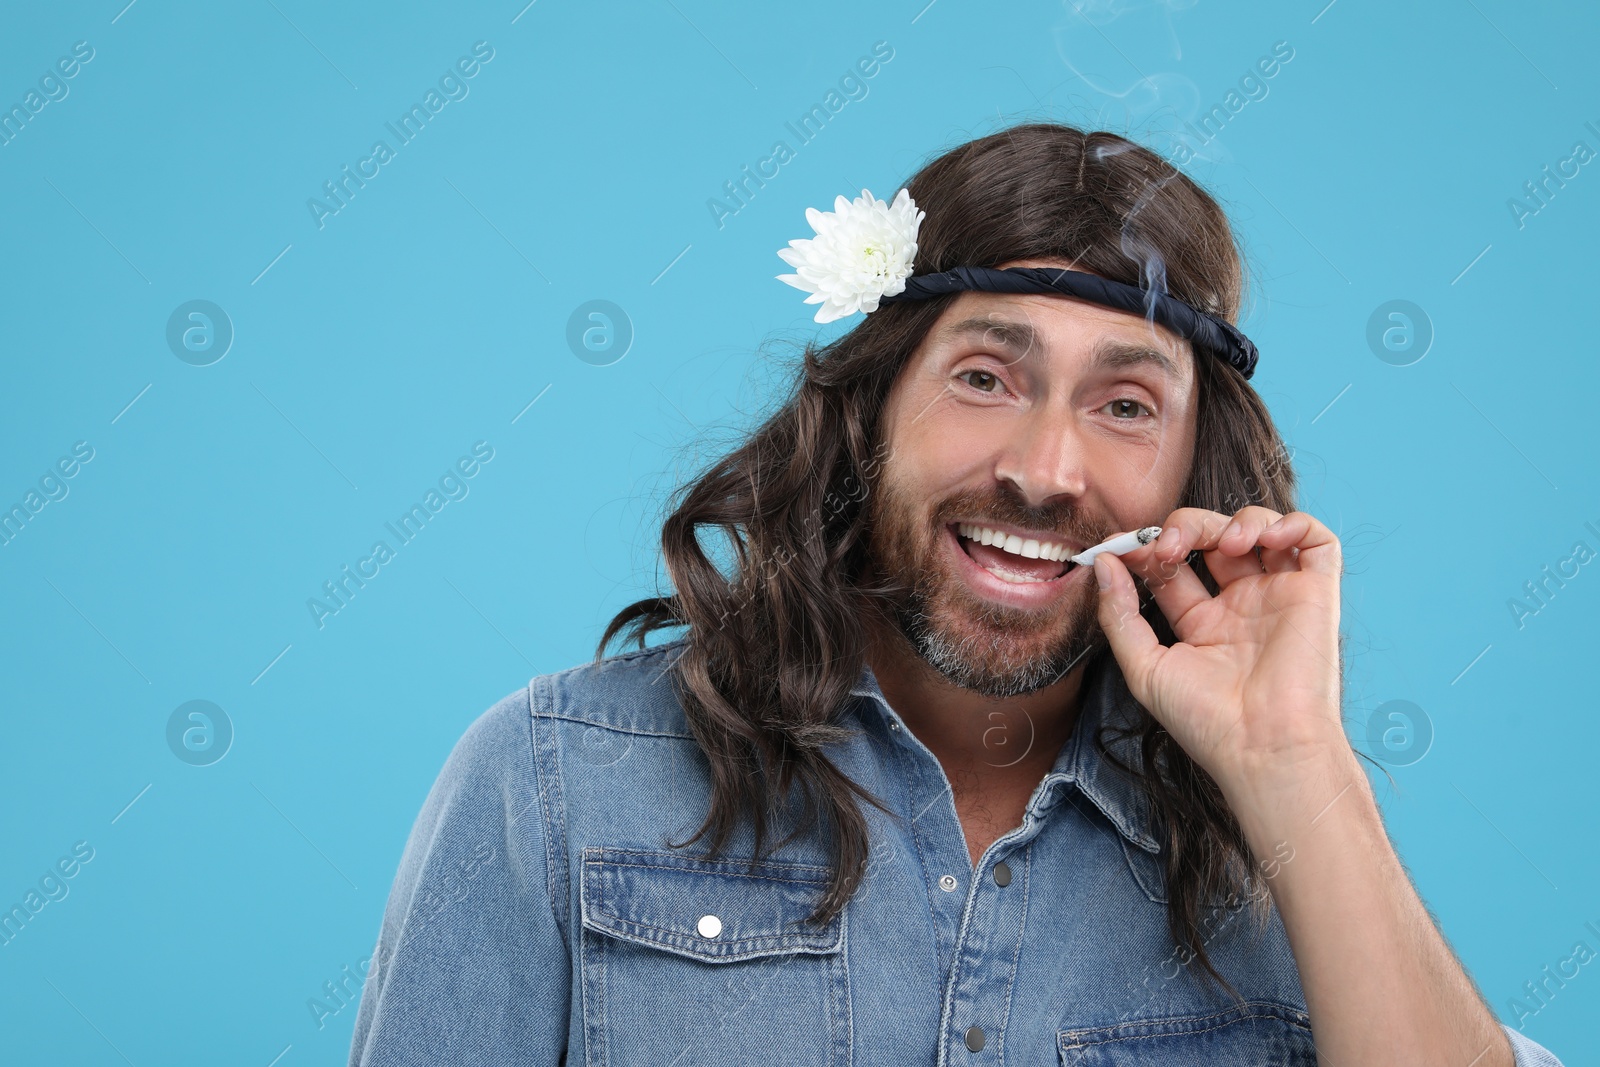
992, 406, 1094, 511
991, 408, 1089, 507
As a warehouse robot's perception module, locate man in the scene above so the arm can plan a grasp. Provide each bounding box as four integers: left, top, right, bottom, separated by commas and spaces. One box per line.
349, 124, 1566, 1065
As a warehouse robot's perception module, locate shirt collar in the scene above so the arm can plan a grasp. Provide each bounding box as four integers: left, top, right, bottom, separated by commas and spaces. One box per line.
849, 650, 1162, 854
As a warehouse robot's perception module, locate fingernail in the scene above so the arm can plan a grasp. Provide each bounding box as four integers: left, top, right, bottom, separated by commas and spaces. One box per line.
1223, 522, 1242, 542
1157, 526, 1178, 551
1094, 556, 1110, 590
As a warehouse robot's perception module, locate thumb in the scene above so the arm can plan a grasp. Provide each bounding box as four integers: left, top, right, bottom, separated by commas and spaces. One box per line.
1094, 553, 1161, 684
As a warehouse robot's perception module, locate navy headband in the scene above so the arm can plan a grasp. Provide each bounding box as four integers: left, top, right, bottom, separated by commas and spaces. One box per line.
877, 265, 1259, 381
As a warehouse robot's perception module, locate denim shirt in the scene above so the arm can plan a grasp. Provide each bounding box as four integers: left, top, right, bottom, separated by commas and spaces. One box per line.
349, 637, 1566, 1066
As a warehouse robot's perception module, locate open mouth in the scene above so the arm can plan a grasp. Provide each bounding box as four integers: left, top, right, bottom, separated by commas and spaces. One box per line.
950, 522, 1078, 584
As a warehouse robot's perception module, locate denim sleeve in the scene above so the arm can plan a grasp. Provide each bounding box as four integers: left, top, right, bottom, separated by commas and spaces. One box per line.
1506, 1023, 1567, 1066
348, 689, 570, 1065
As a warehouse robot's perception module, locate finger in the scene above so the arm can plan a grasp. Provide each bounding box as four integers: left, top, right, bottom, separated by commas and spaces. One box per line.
1151, 508, 1233, 563
1141, 508, 1237, 597
1093, 552, 1164, 696
1173, 505, 1283, 589
1209, 505, 1286, 556
1258, 511, 1342, 576
1205, 543, 1268, 586
1117, 532, 1214, 624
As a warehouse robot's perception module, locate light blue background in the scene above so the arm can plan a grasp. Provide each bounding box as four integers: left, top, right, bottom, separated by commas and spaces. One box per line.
1, 0, 1595, 1062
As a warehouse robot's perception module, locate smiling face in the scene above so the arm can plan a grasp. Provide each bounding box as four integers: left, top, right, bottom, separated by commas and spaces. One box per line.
862, 260, 1201, 698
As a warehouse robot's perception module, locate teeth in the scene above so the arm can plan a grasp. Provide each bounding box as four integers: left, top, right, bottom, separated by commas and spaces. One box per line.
988, 568, 1050, 584
957, 523, 1072, 562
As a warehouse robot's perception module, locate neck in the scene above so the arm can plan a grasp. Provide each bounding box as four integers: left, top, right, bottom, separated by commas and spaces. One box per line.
860, 602, 1090, 785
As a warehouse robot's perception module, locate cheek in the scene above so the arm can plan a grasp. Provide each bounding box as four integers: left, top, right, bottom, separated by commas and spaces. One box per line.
1104, 418, 1194, 510
892, 394, 997, 483
1099, 394, 1194, 472
920, 436, 1006, 509
1153, 403, 1198, 495
1109, 428, 1177, 479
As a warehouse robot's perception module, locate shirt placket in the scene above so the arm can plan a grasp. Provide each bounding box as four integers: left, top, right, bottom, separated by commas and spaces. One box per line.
929, 778, 1064, 1065
879, 694, 1068, 1065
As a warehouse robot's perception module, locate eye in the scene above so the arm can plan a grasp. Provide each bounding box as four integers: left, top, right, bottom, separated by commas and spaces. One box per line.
958, 369, 1007, 394
1105, 398, 1153, 419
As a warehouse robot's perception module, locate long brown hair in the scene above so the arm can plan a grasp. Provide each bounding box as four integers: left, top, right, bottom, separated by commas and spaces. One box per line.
599, 123, 1299, 995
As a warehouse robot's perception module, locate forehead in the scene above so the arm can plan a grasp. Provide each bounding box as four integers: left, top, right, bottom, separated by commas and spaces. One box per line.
918, 288, 1196, 383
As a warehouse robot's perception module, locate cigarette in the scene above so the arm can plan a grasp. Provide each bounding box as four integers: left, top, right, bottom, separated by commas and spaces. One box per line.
1069, 526, 1164, 567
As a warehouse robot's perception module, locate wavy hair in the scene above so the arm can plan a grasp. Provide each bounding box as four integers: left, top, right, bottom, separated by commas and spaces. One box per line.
599, 123, 1298, 997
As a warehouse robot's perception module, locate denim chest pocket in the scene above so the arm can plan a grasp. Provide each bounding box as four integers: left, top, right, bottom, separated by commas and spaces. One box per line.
1121, 837, 1247, 909
578, 846, 850, 1067
1058, 1001, 1317, 1066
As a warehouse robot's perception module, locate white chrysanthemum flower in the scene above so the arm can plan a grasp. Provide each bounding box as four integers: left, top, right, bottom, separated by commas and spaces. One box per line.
776, 188, 925, 324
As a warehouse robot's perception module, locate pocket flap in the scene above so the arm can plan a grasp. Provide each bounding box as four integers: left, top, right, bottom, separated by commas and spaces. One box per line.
1058, 1001, 1316, 1065
580, 847, 845, 963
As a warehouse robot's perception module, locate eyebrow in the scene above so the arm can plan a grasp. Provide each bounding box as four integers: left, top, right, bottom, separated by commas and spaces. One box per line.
938, 316, 1182, 379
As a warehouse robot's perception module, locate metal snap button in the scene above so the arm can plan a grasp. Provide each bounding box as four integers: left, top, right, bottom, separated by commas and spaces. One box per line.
889, 720, 901, 731
939, 873, 958, 892
965, 1025, 986, 1052
993, 861, 1012, 887
697, 914, 722, 938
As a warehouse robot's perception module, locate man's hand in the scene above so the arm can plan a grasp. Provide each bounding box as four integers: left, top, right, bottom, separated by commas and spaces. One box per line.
1095, 507, 1524, 1067
1091, 505, 1345, 797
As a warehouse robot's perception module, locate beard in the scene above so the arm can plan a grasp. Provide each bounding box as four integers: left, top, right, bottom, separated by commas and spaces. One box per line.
861, 472, 1114, 699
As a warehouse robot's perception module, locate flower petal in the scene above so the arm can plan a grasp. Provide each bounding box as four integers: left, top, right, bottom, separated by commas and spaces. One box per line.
774, 186, 924, 324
